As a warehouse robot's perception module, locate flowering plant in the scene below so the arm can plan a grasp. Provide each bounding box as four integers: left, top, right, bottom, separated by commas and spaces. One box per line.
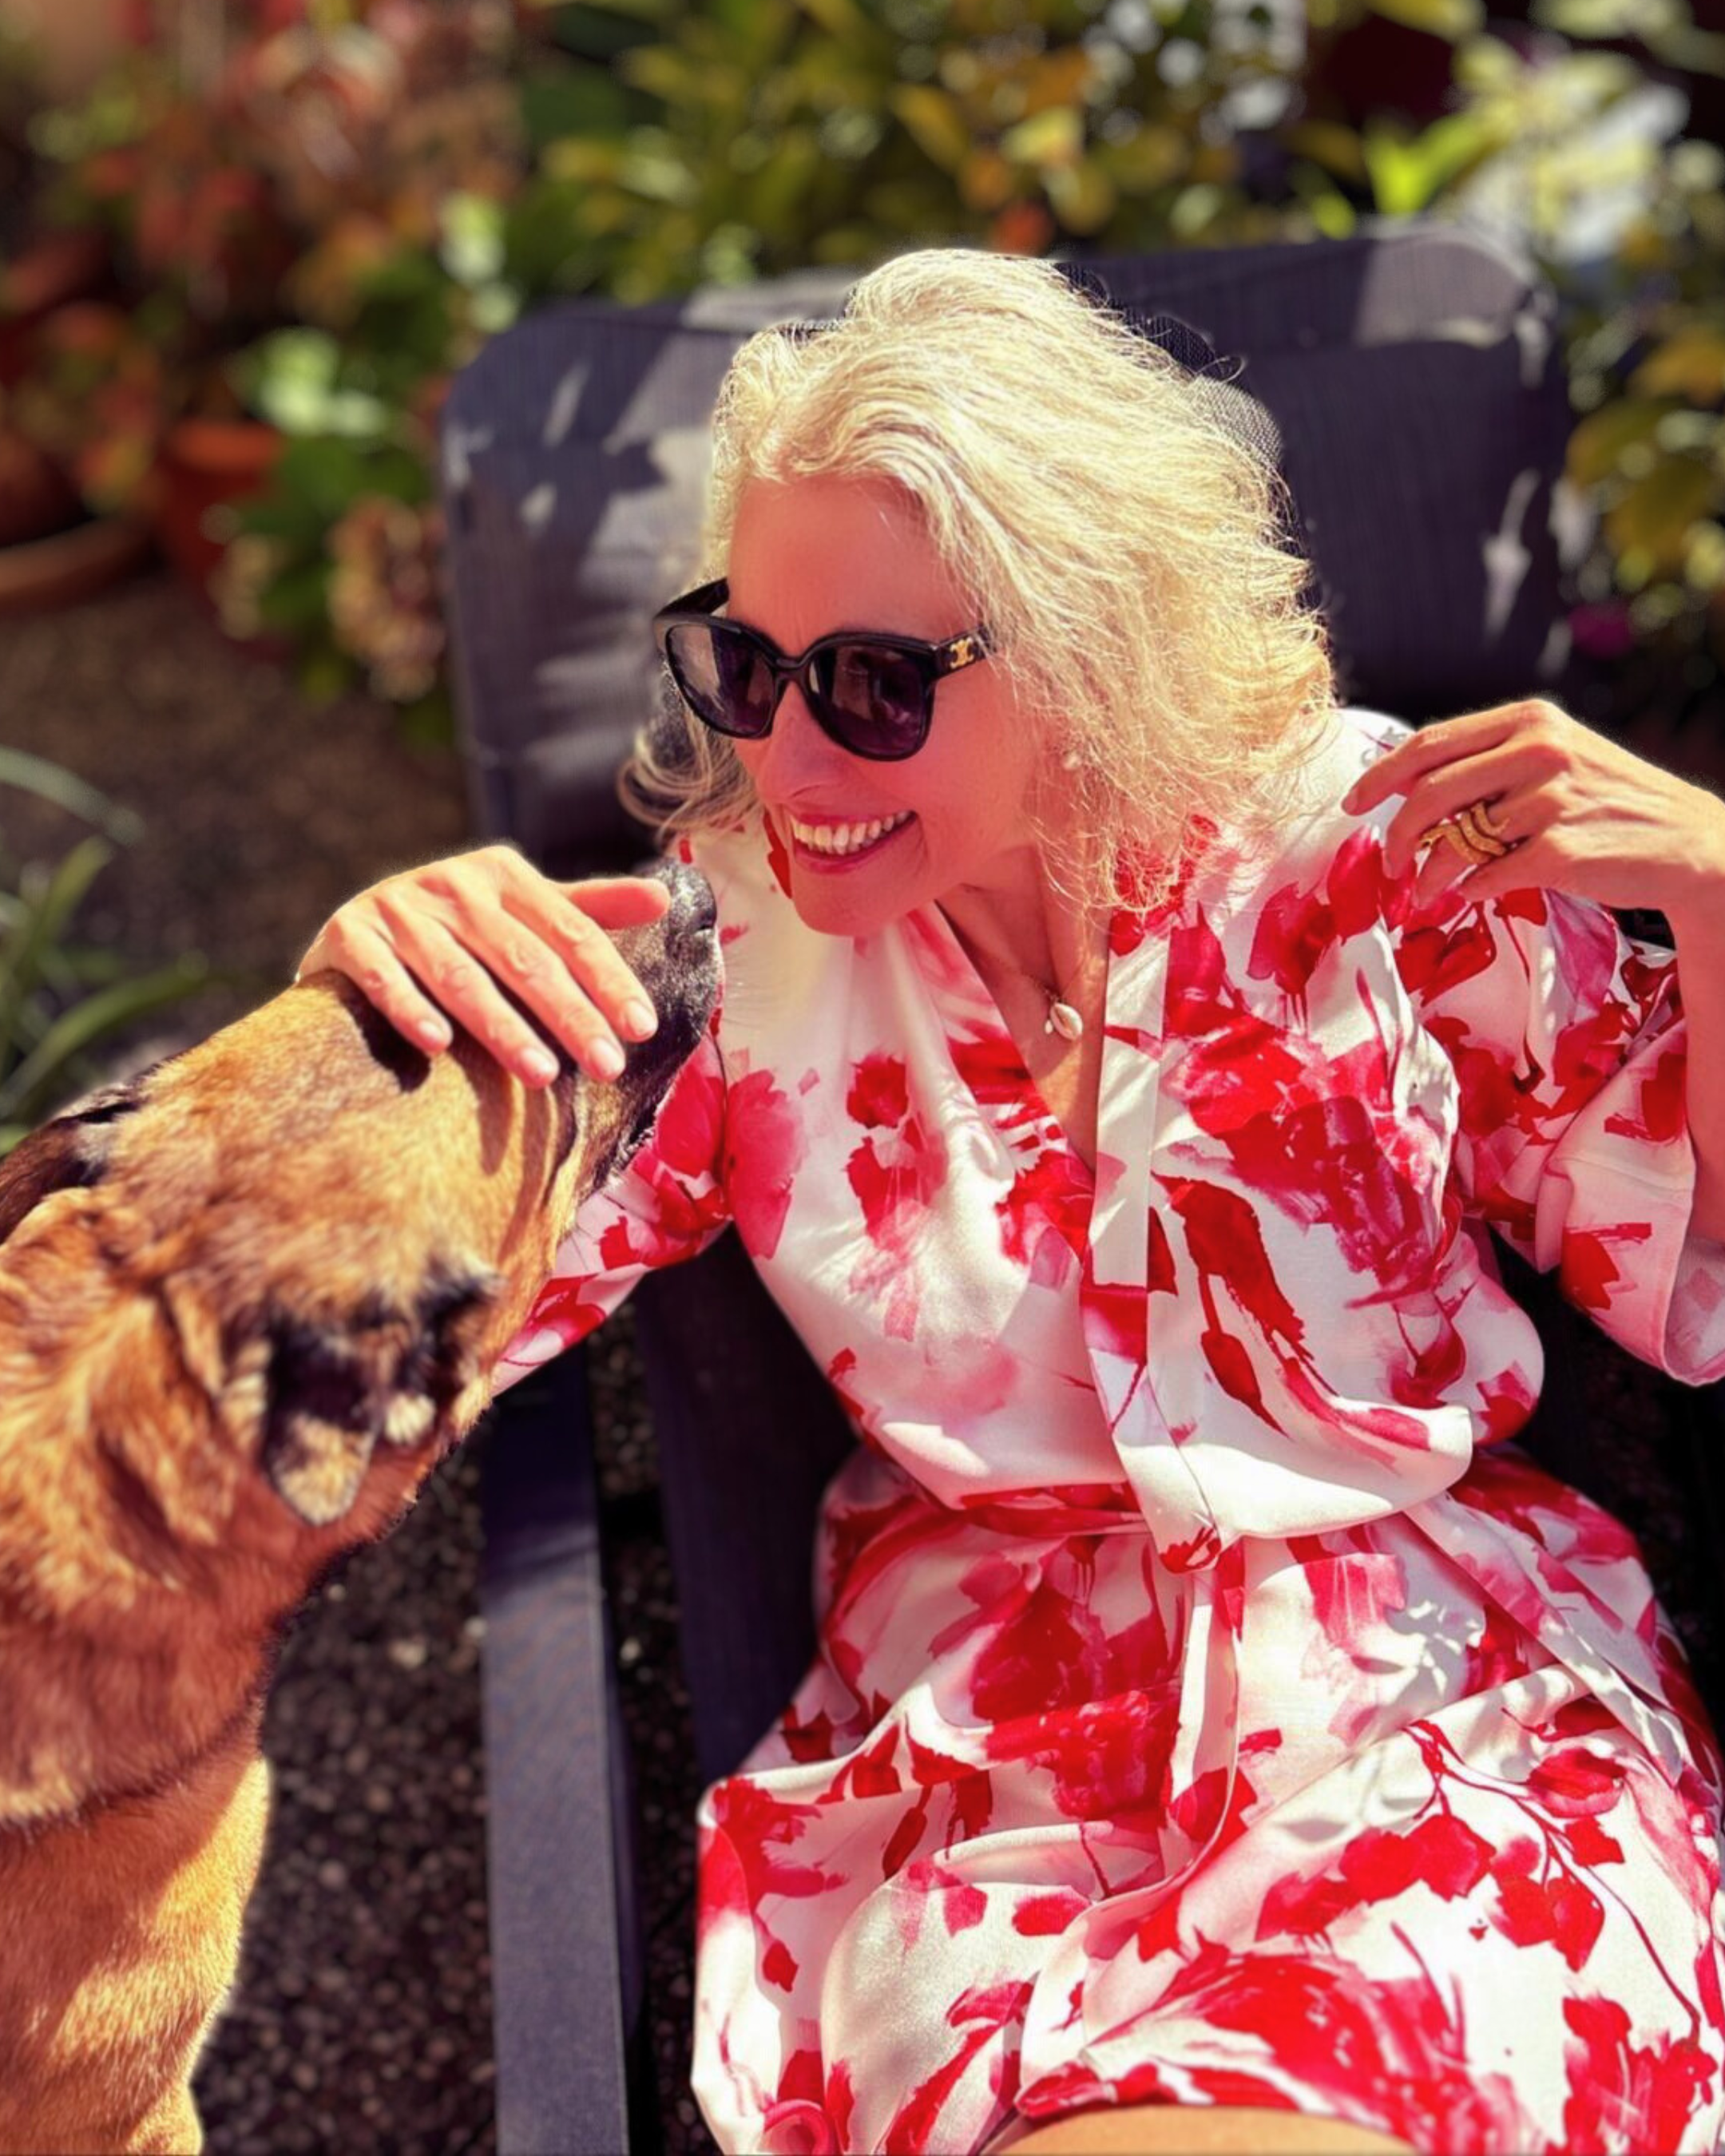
6, 0, 1722, 729
2, 0, 525, 723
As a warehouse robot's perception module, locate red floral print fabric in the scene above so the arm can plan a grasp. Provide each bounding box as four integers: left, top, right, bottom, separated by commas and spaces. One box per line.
499, 707, 1725, 2154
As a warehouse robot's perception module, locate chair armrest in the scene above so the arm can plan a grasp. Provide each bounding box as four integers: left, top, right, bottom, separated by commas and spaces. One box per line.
479, 1350, 639, 2154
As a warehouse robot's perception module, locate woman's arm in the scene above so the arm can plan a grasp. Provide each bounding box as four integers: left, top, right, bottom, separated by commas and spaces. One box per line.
1345, 698, 1725, 1246
1663, 890, 1725, 1246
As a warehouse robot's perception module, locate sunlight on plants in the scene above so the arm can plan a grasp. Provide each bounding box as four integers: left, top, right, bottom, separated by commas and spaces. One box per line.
1, 0, 1720, 718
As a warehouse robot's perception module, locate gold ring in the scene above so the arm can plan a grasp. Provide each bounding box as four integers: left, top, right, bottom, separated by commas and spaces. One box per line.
1419, 797, 1516, 863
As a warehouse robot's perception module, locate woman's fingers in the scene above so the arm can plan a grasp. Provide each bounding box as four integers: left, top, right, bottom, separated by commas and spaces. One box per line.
502, 878, 664, 1042
375, 901, 585, 1085
553, 874, 674, 928
376, 873, 661, 1084
306, 917, 454, 1053
418, 852, 665, 1043
298, 851, 682, 1085
446, 882, 653, 1076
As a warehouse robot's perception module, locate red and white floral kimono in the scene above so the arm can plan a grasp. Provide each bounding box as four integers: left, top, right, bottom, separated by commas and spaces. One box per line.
499, 705, 1725, 2155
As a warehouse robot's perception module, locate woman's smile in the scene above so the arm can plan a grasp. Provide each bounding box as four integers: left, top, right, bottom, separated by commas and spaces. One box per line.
781, 807, 918, 869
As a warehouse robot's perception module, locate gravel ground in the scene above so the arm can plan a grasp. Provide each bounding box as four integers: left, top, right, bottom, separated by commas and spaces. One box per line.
2, 566, 1722, 2156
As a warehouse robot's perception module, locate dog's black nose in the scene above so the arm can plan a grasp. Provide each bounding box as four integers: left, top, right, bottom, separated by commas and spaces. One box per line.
640, 856, 716, 938
680, 871, 717, 936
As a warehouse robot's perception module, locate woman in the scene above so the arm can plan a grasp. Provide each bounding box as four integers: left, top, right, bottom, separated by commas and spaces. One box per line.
300, 251, 1725, 2154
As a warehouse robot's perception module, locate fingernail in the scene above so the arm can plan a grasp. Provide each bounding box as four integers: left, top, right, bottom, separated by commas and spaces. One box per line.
524, 1047, 558, 1084
623, 999, 657, 1040
589, 1038, 625, 1080
417, 1019, 451, 1050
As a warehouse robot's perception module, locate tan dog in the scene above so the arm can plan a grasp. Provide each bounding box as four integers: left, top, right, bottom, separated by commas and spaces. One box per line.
0, 858, 719, 2154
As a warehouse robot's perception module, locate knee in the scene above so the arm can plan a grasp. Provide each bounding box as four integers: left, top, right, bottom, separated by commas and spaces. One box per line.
995, 2101, 1417, 2155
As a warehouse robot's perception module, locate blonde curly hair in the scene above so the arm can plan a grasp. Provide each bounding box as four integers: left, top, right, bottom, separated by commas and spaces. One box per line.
621, 247, 1337, 917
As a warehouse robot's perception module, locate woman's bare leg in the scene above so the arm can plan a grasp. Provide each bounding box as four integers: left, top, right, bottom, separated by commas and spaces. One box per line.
993, 2102, 1417, 2154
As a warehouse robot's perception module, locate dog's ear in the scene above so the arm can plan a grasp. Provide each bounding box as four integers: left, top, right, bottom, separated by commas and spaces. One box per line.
255, 1263, 503, 1528
0, 1081, 143, 1246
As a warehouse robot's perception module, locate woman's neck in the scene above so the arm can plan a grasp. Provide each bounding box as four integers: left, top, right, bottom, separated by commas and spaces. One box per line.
936, 860, 1104, 1013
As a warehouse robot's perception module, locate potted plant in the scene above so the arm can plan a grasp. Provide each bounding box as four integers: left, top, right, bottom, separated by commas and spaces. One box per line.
0, 19, 154, 609
210, 338, 451, 716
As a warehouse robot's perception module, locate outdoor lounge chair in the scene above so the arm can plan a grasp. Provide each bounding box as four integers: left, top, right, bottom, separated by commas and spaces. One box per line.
438, 221, 1725, 2155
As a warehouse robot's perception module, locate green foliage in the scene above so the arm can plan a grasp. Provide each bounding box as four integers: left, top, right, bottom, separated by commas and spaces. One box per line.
10, 0, 1723, 710
505, 0, 1305, 299
1281, 8, 1725, 674
1556, 133, 1725, 662
0, 751, 209, 1151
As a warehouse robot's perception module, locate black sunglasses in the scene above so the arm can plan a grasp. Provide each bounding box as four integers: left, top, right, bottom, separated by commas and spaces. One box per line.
652, 577, 993, 762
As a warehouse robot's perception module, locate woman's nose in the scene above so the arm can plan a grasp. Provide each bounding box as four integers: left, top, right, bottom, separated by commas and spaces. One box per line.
757, 684, 851, 791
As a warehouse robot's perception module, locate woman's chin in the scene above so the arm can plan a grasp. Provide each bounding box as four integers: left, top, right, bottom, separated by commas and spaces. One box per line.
782, 819, 925, 935
789, 875, 914, 941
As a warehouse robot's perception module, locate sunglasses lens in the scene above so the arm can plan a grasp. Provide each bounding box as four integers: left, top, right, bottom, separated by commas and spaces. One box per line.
665, 623, 776, 739
662, 621, 935, 759
813, 644, 930, 759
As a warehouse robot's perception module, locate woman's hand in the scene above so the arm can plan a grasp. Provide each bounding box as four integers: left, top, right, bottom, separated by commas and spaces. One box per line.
296, 845, 672, 1088
1341, 699, 1725, 926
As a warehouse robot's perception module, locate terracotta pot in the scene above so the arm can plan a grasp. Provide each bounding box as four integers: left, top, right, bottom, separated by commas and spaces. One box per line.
3, 0, 133, 102
153, 416, 285, 609
0, 426, 84, 549
0, 228, 111, 333
0, 514, 154, 619
0, 227, 113, 392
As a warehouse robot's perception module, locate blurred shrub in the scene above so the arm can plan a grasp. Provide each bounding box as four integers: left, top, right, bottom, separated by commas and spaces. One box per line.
0, 750, 209, 1151
1281, 2, 1725, 690
1562, 129, 1724, 683
2, 0, 1721, 717
149, 0, 1334, 729
506, 0, 1306, 295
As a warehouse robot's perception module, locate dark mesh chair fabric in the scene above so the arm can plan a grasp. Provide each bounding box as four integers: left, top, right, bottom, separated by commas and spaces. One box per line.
442, 223, 1605, 2151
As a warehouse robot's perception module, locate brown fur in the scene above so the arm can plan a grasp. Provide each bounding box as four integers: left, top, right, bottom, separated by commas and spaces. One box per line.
0, 870, 716, 2153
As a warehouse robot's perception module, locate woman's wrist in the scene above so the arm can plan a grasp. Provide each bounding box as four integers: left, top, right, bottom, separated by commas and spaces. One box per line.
1648, 788, 1725, 941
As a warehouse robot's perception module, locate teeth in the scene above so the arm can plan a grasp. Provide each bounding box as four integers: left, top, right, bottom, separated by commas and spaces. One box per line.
787, 810, 911, 857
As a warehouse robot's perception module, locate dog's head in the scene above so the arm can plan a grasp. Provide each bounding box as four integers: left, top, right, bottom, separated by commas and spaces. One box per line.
0, 858, 719, 1542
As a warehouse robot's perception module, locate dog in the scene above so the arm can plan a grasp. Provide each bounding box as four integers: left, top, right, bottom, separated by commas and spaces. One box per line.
0, 856, 719, 2155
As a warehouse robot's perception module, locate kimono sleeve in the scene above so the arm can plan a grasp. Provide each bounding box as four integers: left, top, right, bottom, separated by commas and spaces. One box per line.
492, 1024, 731, 1393
1398, 882, 1725, 1384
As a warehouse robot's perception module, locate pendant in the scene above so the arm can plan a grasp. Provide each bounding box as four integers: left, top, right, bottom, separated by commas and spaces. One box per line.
1045, 999, 1084, 1043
